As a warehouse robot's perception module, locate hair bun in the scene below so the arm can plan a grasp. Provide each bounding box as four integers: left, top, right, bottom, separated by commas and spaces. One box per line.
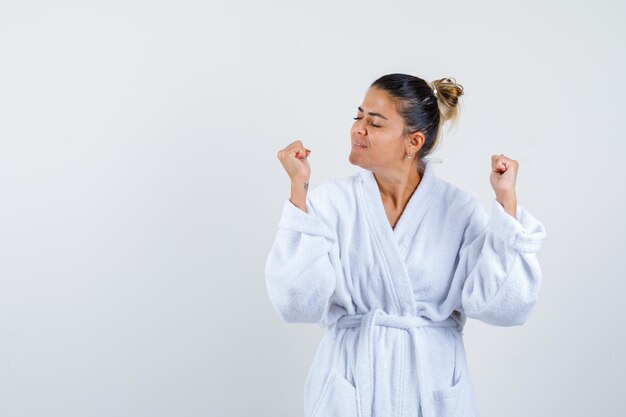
431, 77, 464, 124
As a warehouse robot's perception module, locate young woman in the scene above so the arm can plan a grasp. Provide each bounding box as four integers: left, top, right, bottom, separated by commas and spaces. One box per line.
265, 74, 547, 417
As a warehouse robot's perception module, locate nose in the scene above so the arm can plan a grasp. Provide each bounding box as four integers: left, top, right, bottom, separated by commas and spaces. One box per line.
352, 118, 367, 135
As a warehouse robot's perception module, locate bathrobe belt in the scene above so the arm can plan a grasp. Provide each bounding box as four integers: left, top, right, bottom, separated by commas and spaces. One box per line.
335, 308, 464, 417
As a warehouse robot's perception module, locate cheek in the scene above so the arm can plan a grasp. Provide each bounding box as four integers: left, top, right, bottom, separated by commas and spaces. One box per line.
374, 137, 402, 157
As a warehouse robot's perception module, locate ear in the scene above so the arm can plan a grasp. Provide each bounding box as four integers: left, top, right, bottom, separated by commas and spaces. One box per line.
410, 131, 426, 151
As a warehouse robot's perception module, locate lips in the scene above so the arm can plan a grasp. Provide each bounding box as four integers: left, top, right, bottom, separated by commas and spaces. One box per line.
352, 140, 367, 148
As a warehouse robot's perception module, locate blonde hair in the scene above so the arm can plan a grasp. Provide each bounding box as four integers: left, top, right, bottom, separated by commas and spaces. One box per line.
430, 77, 464, 129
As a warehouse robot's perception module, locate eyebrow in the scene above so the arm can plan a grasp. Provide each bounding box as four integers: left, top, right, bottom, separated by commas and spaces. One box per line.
358, 106, 388, 120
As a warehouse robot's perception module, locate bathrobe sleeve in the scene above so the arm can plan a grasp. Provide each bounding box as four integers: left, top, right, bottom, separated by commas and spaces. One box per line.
457, 198, 547, 326
264, 187, 339, 325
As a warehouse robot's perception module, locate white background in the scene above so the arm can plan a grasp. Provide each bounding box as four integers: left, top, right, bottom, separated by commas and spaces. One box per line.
0, 0, 624, 416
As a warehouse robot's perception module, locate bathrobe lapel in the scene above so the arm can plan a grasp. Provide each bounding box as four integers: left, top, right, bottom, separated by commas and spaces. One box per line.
357, 160, 443, 316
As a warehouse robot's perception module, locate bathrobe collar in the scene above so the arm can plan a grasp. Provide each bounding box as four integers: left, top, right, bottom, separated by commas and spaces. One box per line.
357, 159, 444, 315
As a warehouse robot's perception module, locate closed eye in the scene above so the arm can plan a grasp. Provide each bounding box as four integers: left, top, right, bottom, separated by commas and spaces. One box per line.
353, 116, 381, 128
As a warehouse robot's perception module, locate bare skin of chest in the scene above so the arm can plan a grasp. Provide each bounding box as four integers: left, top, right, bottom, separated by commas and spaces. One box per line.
383, 202, 405, 230
379, 177, 420, 231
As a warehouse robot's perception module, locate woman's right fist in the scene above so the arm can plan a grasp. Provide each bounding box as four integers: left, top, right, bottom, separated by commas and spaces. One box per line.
277, 140, 311, 181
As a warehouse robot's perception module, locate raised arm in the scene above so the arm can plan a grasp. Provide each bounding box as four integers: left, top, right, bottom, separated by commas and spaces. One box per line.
455, 155, 548, 326
265, 140, 341, 325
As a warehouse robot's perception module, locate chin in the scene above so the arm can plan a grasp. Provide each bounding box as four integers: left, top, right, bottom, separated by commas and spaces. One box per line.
348, 153, 365, 169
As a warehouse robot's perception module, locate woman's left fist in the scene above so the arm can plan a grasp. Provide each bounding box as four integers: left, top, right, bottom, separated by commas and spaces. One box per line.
490, 155, 518, 216
490, 154, 518, 194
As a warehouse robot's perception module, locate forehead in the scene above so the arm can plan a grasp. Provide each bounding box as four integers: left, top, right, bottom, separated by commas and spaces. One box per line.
361, 87, 400, 119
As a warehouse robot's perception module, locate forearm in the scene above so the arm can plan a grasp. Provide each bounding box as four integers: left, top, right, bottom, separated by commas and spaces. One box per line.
290, 176, 310, 212
496, 191, 517, 219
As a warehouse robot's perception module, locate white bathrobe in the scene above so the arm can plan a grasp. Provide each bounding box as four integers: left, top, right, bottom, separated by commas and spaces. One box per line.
264, 159, 547, 417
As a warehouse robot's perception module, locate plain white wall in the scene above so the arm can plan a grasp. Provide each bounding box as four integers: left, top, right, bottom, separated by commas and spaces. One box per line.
0, 0, 624, 416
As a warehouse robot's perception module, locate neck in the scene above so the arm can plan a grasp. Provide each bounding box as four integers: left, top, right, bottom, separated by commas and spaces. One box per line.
373, 161, 423, 208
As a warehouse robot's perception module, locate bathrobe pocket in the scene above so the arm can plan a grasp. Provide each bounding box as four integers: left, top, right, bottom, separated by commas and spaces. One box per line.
310, 368, 358, 417
431, 366, 467, 417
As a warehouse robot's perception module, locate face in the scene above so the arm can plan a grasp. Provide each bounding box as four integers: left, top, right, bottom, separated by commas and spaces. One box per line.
349, 87, 424, 172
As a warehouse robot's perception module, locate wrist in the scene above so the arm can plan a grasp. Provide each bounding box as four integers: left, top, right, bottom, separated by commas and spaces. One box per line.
291, 176, 310, 190
290, 174, 310, 183
495, 189, 516, 202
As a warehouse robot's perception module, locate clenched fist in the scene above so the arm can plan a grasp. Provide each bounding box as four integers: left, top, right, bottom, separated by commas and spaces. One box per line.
490, 154, 518, 218
277, 140, 312, 181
